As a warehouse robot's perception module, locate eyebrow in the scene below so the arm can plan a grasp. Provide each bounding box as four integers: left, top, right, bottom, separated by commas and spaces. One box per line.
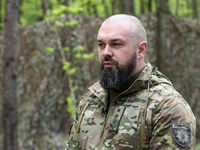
97, 38, 124, 42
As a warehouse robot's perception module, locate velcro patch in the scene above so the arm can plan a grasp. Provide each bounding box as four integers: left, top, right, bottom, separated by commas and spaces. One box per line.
172, 120, 191, 148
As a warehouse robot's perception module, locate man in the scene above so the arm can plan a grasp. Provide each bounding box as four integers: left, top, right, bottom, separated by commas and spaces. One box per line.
66, 14, 196, 149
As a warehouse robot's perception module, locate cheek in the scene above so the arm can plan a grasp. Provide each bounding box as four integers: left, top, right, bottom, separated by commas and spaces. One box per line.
98, 50, 103, 62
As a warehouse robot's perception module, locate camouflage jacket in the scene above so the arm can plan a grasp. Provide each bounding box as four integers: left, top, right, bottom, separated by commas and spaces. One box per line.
66, 62, 196, 150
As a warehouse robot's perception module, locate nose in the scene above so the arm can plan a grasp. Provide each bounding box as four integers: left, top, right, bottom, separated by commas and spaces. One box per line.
102, 45, 113, 58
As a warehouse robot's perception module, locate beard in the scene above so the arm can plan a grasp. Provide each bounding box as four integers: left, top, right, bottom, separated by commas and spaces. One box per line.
99, 52, 137, 90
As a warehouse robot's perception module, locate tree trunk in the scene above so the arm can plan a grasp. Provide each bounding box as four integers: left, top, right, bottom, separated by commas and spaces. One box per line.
63, 0, 69, 6
102, 0, 109, 16
0, 0, 2, 29
176, 0, 179, 15
112, 0, 117, 15
148, 0, 152, 12
42, 0, 50, 18
130, 0, 135, 15
191, 0, 198, 18
121, 0, 130, 14
140, 0, 144, 13
156, 0, 171, 78
92, 2, 98, 17
3, 0, 19, 149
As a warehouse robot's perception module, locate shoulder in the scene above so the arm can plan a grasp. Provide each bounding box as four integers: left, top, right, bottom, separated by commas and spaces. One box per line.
147, 83, 196, 149
148, 82, 196, 124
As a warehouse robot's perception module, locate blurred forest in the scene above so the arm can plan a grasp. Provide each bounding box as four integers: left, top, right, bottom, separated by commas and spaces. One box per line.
0, 0, 200, 149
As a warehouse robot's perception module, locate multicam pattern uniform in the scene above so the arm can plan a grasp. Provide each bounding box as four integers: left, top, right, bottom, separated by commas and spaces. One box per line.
66, 62, 196, 150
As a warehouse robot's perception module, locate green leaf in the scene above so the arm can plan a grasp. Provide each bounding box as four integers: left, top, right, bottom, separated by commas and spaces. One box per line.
62, 61, 71, 71
67, 68, 78, 75
66, 96, 76, 118
66, 6, 83, 14
52, 5, 67, 16
54, 20, 64, 27
65, 20, 79, 27
82, 53, 95, 59
58, 100, 64, 105
73, 85, 78, 92
63, 47, 70, 51
66, 96, 73, 105
45, 47, 54, 53
75, 53, 82, 59
73, 45, 84, 52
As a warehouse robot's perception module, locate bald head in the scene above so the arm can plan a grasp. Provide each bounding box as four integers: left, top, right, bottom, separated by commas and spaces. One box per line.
101, 14, 147, 47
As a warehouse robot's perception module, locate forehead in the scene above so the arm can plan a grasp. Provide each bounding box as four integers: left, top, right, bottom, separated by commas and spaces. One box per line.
97, 22, 131, 41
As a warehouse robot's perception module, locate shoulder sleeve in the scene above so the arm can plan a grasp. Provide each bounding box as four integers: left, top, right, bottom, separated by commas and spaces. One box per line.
66, 91, 93, 149
149, 95, 196, 149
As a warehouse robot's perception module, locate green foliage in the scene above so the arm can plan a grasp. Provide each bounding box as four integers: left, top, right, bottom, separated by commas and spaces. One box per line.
65, 20, 79, 27
44, 5, 95, 120
54, 20, 64, 27
0, 0, 198, 28
67, 67, 78, 75
62, 60, 71, 71
45, 46, 54, 53
20, 0, 43, 26
82, 53, 95, 59
0, 0, 5, 28
73, 45, 85, 52
66, 96, 76, 118
63, 47, 70, 51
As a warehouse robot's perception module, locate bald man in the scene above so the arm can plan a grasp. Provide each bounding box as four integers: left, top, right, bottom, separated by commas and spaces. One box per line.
66, 14, 196, 150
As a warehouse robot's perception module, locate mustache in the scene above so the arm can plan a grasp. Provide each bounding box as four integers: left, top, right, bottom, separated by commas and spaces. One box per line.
100, 57, 119, 70
101, 57, 118, 65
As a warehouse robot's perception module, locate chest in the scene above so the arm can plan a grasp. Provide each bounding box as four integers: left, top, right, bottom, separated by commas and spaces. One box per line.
78, 91, 147, 149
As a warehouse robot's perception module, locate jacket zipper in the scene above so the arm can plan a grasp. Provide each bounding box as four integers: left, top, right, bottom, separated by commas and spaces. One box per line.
99, 79, 139, 149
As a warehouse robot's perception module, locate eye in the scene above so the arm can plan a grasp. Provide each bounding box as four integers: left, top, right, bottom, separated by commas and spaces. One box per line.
113, 43, 121, 47
98, 43, 105, 48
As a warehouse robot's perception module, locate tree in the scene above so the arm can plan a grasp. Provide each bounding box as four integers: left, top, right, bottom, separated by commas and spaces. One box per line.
175, 0, 179, 15
121, 0, 130, 14
102, 0, 109, 16
130, 0, 135, 15
148, 0, 152, 12
156, 0, 171, 78
42, 0, 50, 18
3, 0, 19, 149
191, 0, 198, 18
140, 0, 145, 13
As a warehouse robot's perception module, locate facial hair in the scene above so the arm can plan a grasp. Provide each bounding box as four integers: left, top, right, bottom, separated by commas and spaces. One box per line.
99, 52, 137, 90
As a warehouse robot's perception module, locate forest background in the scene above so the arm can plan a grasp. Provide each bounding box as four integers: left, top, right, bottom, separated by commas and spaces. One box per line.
0, 0, 200, 149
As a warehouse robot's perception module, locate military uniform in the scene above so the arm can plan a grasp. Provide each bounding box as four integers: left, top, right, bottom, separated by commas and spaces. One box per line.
66, 62, 196, 150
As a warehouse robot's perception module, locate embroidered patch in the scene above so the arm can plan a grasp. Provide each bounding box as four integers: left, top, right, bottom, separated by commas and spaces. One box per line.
172, 120, 191, 148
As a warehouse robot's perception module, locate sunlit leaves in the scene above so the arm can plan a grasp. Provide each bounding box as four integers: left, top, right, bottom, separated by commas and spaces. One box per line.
54, 20, 64, 27
63, 47, 70, 51
73, 45, 85, 52
67, 67, 78, 75
52, 5, 68, 16
45, 46, 54, 53
75, 53, 82, 59
66, 96, 76, 118
75, 52, 95, 59
73, 85, 78, 92
82, 53, 95, 59
62, 61, 71, 71
65, 20, 79, 27
19, 0, 43, 26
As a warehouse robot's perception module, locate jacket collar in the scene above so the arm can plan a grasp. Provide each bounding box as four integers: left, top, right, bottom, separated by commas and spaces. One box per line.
89, 62, 172, 105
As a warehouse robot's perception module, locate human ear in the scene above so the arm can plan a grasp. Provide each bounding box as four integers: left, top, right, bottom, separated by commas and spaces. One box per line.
138, 41, 147, 59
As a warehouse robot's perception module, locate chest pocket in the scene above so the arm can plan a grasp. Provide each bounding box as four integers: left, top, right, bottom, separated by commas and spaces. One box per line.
108, 105, 126, 131
108, 105, 141, 136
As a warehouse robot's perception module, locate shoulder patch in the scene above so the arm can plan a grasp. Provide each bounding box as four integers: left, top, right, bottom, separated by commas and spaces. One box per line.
172, 120, 191, 148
